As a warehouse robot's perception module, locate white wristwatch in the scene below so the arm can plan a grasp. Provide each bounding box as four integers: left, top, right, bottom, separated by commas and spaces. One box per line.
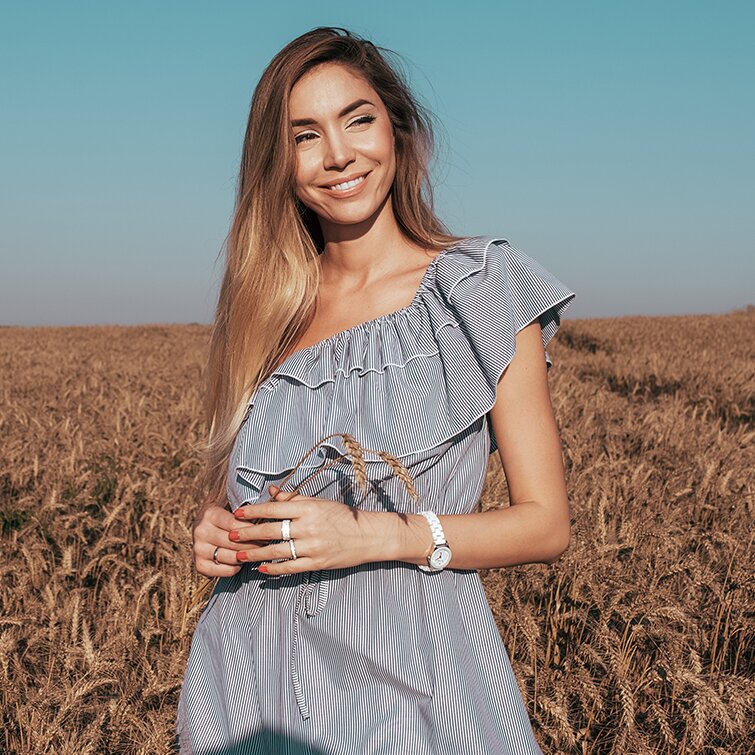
417, 511, 452, 572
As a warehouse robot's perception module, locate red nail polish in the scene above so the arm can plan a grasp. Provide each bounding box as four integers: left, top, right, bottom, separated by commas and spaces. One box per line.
258, 564, 269, 573
237, 552, 248, 562
229, 531, 240, 542
234, 509, 245, 518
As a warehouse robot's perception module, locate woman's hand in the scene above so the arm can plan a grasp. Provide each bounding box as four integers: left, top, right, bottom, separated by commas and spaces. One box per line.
230, 485, 387, 575
192, 499, 267, 578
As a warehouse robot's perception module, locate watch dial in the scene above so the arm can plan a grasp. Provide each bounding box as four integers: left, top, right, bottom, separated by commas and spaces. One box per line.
431, 547, 452, 568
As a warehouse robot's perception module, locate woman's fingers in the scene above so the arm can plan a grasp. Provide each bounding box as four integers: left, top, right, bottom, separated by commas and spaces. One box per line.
232, 519, 297, 543
194, 507, 250, 549
194, 543, 246, 578
194, 543, 242, 578
192, 521, 254, 580
269, 484, 298, 500
191, 501, 272, 577
259, 555, 317, 576
203, 503, 245, 532
234, 500, 304, 522
231, 485, 304, 523
238, 539, 298, 563
204, 543, 241, 566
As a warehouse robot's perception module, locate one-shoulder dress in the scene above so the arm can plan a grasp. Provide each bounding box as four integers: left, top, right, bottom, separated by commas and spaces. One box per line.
176, 235, 576, 755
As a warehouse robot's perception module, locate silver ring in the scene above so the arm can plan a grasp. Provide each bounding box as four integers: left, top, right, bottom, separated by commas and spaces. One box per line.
281, 518, 291, 541
288, 538, 297, 560
212, 546, 220, 564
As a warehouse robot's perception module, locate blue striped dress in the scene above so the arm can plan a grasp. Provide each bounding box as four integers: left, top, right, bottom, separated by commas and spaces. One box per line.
176, 235, 576, 754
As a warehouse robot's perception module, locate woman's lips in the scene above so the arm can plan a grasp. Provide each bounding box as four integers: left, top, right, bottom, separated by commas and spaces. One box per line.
319, 171, 370, 198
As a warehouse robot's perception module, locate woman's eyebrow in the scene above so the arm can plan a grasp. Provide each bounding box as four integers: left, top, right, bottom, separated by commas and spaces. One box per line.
290, 98, 375, 127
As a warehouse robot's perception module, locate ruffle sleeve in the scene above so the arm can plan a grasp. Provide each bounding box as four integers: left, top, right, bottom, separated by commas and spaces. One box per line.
227, 235, 576, 507
433, 238, 576, 453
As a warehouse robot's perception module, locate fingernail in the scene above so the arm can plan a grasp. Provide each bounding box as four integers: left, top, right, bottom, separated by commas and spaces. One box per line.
234, 508, 245, 518
237, 552, 248, 562
229, 531, 240, 542
258, 564, 269, 573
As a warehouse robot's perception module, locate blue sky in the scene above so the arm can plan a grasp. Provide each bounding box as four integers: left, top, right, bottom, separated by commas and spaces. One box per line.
1, 1, 752, 325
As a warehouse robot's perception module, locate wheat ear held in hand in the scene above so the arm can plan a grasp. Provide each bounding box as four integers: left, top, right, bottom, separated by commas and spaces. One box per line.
275, 433, 418, 503
185, 433, 418, 618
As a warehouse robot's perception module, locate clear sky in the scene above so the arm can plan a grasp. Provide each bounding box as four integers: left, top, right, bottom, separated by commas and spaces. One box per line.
1, 1, 752, 325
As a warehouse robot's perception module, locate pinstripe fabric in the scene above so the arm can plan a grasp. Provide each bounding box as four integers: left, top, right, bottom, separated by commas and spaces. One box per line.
176, 236, 576, 754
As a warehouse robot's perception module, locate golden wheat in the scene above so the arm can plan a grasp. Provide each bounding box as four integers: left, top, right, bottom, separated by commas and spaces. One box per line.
0, 312, 753, 753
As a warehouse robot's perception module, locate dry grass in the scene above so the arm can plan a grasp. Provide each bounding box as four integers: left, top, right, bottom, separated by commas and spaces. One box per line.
0, 313, 752, 754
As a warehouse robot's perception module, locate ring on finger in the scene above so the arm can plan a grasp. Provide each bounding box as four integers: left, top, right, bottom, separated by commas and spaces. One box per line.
212, 546, 220, 564
288, 538, 297, 560
281, 518, 292, 541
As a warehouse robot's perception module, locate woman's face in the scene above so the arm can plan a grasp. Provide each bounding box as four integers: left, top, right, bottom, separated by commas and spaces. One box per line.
288, 62, 396, 231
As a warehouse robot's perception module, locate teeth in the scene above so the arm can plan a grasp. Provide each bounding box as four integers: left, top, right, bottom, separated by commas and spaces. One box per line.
326, 175, 366, 191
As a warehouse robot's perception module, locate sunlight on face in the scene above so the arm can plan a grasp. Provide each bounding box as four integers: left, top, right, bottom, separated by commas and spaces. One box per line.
288, 63, 396, 230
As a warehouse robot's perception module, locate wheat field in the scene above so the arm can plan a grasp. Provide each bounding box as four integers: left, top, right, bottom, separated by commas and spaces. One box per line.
1, 312, 752, 754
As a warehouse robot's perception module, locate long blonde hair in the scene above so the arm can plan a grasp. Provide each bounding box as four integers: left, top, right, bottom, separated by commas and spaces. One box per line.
200, 26, 466, 509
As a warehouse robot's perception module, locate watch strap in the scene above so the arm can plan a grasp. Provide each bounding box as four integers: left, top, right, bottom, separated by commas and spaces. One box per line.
417, 510, 447, 546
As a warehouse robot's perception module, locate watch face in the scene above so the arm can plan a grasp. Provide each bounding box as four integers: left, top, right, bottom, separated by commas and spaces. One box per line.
430, 546, 452, 569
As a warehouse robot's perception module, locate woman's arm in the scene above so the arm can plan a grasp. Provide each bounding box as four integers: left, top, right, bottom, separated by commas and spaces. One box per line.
386, 320, 571, 569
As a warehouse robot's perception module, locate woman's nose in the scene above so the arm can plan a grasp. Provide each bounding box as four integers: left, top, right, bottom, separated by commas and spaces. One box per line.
322, 130, 355, 170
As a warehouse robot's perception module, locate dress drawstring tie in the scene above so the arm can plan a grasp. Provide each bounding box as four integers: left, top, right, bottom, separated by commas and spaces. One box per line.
290, 570, 330, 720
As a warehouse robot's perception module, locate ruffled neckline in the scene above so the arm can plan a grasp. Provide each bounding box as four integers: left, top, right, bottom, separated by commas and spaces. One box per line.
267, 237, 471, 376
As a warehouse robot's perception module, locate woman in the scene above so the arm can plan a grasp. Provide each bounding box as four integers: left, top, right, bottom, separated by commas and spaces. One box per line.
177, 26, 576, 755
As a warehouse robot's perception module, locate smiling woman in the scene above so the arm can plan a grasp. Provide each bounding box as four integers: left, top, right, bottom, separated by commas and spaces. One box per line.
290, 68, 395, 221
176, 26, 576, 755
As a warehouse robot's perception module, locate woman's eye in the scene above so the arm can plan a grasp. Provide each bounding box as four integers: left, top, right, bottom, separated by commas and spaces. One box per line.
351, 115, 376, 127
294, 132, 317, 145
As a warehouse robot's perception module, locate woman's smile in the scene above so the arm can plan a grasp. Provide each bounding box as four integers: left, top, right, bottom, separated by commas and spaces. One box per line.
318, 171, 371, 197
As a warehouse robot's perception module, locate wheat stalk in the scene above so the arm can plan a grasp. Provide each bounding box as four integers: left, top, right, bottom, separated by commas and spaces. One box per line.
341, 433, 368, 494
375, 449, 419, 502
185, 576, 216, 620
